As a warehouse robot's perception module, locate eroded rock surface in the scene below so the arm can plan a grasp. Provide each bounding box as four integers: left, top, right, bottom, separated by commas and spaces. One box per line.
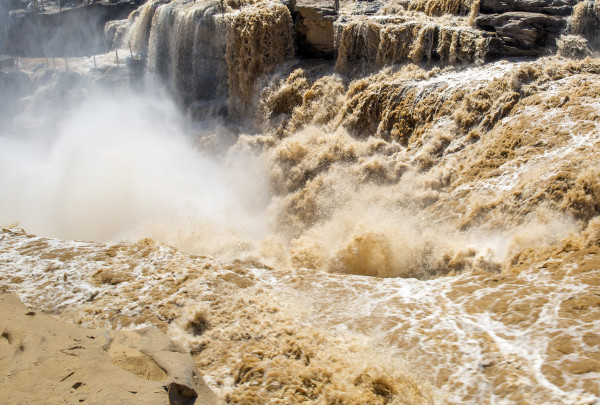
477, 11, 567, 55
284, 0, 588, 62
480, 0, 579, 15
293, 0, 338, 58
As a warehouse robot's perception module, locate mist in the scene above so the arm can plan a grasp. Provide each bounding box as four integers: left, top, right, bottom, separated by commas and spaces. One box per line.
0, 82, 272, 259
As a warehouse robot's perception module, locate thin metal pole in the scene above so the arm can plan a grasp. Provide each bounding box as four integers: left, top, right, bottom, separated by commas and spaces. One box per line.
93, 54, 97, 70
115, 49, 119, 67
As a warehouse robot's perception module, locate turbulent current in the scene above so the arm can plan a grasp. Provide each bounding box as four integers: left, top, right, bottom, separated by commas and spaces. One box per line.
2, 0, 600, 403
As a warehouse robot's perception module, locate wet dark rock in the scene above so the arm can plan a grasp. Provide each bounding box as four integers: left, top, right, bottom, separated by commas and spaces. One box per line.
351, 0, 385, 15
5, 1, 140, 57
477, 11, 567, 55
293, 0, 338, 59
287, 0, 580, 61
0, 0, 27, 18
290, 0, 386, 59
480, 0, 579, 16
0, 70, 32, 131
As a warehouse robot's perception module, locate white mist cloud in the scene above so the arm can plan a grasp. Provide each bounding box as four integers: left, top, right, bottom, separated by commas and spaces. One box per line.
0, 84, 271, 259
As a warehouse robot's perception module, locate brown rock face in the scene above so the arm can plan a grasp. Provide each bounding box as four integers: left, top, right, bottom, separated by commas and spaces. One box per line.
286, 0, 582, 63
480, 0, 579, 15
294, 0, 338, 59
477, 11, 567, 55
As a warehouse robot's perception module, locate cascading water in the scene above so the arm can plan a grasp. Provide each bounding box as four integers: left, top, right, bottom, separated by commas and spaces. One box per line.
1, 0, 600, 403
109, 0, 293, 110
335, 18, 489, 72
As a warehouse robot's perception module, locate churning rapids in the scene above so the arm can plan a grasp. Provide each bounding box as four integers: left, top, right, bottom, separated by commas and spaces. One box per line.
2, 0, 600, 403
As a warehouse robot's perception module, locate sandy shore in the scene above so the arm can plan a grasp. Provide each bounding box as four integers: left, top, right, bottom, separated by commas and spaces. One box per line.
0, 294, 224, 404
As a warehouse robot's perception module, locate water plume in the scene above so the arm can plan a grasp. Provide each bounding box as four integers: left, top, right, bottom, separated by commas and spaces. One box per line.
249, 56, 600, 282
290, 206, 452, 278
557, 34, 594, 58
0, 83, 272, 261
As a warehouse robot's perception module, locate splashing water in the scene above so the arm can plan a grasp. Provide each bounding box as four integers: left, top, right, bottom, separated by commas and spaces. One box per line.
2, 0, 600, 403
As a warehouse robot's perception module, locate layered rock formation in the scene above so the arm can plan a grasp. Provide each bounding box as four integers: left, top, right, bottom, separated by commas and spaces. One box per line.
4, 0, 596, 105
292, 0, 338, 58
94, 0, 598, 119
288, 0, 588, 62
3, 0, 140, 57
476, 0, 581, 56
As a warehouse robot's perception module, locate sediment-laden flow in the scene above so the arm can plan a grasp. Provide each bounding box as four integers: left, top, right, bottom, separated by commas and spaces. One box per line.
2, 0, 600, 403
334, 18, 489, 72
253, 57, 600, 278
3, 54, 600, 403
110, 0, 293, 109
